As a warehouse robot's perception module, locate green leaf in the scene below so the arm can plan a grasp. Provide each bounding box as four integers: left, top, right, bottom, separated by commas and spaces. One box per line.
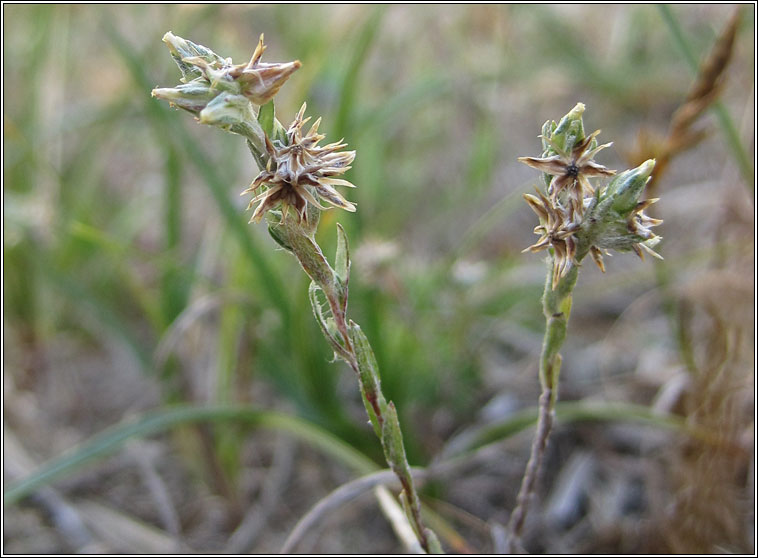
199, 92, 255, 128
381, 402, 411, 479
550, 102, 585, 154
4, 404, 377, 506
162, 31, 226, 82
257, 99, 276, 139
349, 320, 386, 437
309, 282, 348, 360
267, 221, 294, 253
335, 223, 350, 283
605, 159, 656, 214
273, 117, 287, 144
399, 490, 419, 539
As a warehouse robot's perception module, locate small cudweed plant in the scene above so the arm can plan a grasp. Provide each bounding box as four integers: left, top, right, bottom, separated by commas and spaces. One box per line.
508, 103, 662, 551
153, 33, 441, 554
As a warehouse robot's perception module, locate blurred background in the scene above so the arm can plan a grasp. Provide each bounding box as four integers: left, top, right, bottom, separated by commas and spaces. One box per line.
3, 4, 754, 554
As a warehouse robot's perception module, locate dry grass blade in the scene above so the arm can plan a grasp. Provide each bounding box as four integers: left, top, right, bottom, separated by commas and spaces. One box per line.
280, 470, 405, 553
76, 499, 182, 553
673, 7, 741, 131
225, 435, 296, 553
128, 441, 182, 543
152, 291, 254, 369
628, 7, 742, 192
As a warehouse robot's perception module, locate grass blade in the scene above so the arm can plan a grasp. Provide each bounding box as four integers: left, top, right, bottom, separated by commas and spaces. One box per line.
4, 404, 377, 506
443, 400, 697, 460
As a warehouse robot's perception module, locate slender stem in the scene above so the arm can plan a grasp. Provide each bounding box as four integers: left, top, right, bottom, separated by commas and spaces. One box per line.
506, 388, 553, 552
329, 283, 431, 552
284, 220, 433, 553
506, 252, 582, 551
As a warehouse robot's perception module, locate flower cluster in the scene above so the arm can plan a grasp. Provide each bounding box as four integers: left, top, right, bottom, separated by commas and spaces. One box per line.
520, 104, 662, 288
242, 103, 357, 224
153, 33, 357, 227
522, 189, 582, 289
152, 32, 301, 124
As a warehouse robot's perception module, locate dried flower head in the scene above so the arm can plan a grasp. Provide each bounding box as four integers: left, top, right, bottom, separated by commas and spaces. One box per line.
521, 105, 663, 290
523, 190, 582, 288
242, 103, 357, 224
519, 129, 616, 214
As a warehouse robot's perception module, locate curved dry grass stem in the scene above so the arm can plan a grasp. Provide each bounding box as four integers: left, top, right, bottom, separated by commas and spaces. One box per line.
280, 469, 429, 554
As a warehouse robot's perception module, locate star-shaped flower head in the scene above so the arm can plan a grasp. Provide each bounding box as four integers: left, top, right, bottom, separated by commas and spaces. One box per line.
520, 105, 663, 289
519, 129, 616, 216
523, 190, 582, 289
242, 103, 357, 224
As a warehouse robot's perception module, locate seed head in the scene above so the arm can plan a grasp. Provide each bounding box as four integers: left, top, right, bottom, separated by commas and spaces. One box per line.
242, 103, 357, 224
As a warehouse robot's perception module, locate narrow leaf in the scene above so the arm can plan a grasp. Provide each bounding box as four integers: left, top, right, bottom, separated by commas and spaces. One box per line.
309, 282, 349, 360
349, 320, 387, 436
4, 405, 376, 506
257, 99, 276, 139
268, 222, 294, 253
381, 402, 411, 480
335, 223, 350, 283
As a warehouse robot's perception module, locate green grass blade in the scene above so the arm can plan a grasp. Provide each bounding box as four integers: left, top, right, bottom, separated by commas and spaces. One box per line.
4, 404, 377, 506
160, 144, 191, 326
29, 241, 153, 370
67, 221, 166, 333
334, 6, 385, 139
444, 400, 691, 459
